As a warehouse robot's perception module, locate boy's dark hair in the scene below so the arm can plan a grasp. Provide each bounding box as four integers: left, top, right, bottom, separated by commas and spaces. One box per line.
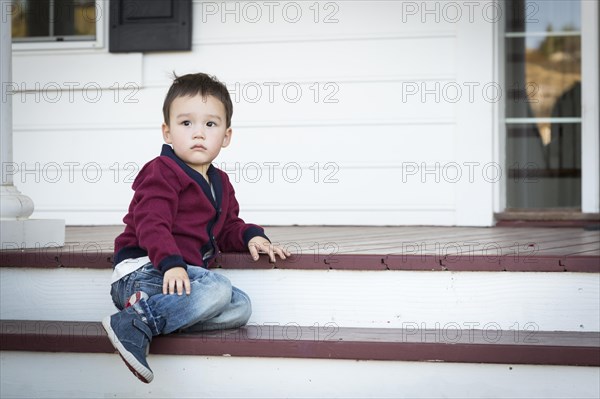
162, 72, 233, 128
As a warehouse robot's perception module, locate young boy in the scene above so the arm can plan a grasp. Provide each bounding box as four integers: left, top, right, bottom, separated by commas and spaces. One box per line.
102, 73, 290, 383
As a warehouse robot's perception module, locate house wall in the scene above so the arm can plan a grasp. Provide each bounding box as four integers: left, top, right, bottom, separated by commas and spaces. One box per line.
11, 1, 497, 226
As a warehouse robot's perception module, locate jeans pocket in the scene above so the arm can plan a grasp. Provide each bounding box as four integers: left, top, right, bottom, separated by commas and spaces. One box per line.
131, 263, 164, 297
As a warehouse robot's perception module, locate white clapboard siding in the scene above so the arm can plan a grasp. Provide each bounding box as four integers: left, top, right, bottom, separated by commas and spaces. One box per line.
1, 268, 598, 332
1, 352, 599, 399
15, 166, 458, 225
14, 82, 456, 129
143, 38, 457, 86
15, 164, 458, 225
190, 0, 461, 42
12, 53, 142, 88
12, 1, 496, 226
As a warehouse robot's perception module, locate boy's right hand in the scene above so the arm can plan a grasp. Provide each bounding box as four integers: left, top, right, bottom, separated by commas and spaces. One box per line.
163, 267, 191, 296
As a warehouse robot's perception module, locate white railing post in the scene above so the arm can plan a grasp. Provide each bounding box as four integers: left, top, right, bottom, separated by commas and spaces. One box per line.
1, 0, 64, 249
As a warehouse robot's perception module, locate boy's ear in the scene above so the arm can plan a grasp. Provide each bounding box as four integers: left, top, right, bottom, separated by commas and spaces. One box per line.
162, 123, 172, 144
221, 127, 233, 148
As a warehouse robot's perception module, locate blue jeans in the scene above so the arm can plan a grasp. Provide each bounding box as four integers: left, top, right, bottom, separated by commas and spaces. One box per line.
110, 263, 252, 335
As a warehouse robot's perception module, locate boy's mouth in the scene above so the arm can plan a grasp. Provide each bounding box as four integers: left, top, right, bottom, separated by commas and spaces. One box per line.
191, 144, 207, 151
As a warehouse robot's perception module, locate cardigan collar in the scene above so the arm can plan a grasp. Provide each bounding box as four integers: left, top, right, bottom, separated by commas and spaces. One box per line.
160, 144, 222, 210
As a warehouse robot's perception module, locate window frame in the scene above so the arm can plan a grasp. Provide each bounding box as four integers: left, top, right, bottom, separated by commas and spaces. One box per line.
11, 0, 106, 51
496, 0, 598, 212
580, 0, 600, 213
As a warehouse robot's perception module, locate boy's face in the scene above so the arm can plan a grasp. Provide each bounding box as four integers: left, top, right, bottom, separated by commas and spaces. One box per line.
162, 94, 232, 176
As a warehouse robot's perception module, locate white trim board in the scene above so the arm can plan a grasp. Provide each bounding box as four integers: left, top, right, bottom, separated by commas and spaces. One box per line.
1, 352, 599, 399
1, 268, 598, 332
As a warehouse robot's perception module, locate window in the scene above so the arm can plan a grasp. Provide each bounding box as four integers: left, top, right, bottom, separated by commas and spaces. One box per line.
11, 0, 101, 48
12, 0, 97, 42
504, 0, 582, 209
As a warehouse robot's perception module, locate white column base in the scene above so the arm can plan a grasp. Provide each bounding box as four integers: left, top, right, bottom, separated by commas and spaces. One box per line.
1, 219, 65, 249
0, 185, 34, 220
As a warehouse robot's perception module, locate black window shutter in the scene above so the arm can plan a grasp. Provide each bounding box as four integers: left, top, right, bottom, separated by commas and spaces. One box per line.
110, 0, 192, 53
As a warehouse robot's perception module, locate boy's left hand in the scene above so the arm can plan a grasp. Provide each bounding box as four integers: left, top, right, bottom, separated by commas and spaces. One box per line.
248, 236, 291, 263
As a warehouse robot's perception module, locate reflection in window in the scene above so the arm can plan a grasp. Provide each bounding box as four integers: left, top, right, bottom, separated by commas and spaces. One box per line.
12, 0, 96, 42
505, 0, 581, 209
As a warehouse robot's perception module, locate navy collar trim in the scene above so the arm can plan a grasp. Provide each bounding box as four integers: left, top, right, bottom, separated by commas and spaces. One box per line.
160, 144, 222, 210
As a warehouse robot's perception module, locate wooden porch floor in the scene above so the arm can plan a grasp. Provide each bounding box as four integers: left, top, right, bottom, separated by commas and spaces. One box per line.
1, 225, 599, 272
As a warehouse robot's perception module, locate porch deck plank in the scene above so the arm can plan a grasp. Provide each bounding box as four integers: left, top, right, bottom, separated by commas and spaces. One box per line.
527, 244, 598, 256
286, 227, 576, 256
567, 249, 600, 256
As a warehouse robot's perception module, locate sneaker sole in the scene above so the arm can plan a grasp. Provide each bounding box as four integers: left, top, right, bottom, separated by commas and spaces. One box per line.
102, 316, 154, 383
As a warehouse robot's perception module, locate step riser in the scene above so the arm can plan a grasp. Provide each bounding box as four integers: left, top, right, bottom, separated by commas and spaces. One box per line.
1, 352, 599, 399
1, 268, 598, 331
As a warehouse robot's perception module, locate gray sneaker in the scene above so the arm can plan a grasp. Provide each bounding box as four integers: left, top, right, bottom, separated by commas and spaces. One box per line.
102, 306, 154, 383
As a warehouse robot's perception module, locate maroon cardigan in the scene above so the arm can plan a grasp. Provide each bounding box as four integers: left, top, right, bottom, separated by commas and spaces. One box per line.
114, 145, 268, 273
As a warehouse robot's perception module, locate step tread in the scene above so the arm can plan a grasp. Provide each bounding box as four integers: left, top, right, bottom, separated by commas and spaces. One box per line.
1, 251, 599, 272
1, 226, 598, 272
1, 320, 598, 367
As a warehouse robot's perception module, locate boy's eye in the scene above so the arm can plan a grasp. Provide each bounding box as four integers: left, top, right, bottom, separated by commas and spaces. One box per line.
206, 121, 216, 127
182, 121, 191, 126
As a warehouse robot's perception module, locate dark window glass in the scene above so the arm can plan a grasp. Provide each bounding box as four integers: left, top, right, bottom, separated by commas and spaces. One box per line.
12, 0, 96, 41
504, 0, 581, 209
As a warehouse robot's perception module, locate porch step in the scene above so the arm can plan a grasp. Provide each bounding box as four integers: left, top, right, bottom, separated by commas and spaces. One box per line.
1, 267, 599, 332
2, 353, 599, 399
2, 225, 599, 272
1, 320, 599, 367
1, 226, 599, 398
1, 250, 599, 272
1, 320, 599, 398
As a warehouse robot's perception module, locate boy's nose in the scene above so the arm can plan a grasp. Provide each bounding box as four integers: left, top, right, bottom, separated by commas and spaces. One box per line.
193, 129, 205, 139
